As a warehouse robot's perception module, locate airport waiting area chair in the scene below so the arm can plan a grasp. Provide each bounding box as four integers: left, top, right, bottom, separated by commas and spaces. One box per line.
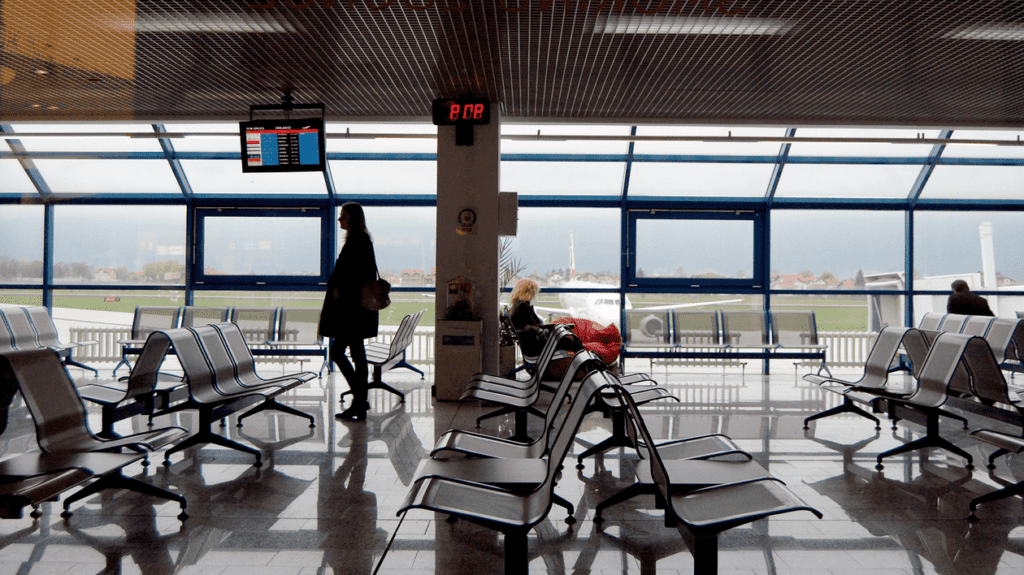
0, 306, 98, 376
609, 382, 822, 575
113, 306, 182, 376
399, 370, 607, 575
0, 349, 188, 519
342, 309, 426, 405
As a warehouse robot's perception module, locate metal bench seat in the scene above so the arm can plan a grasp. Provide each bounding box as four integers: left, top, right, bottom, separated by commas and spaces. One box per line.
608, 382, 821, 575
344, 309, 426, 405
0, 349, 188, 519
399, 371, 608, 575
0, 306, 98, 376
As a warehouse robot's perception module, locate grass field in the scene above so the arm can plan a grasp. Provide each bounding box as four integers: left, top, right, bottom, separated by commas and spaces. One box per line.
2, 290, 868, 331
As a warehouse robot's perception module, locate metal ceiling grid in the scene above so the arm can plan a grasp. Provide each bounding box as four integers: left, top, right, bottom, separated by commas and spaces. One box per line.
1, 0, 1023, 126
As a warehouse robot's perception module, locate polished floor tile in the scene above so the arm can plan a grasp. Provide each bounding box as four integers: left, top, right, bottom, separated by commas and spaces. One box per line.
2, 361, 1024, 574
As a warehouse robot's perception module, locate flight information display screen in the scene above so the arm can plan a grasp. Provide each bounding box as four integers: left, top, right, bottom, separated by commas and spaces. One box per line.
240, 119, 326, 173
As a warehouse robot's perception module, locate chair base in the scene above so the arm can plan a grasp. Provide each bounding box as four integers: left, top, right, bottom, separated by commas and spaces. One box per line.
236, 398, 315, 428
968, 480, 1024, 521
804, 396, 881, 430
61, 472, 188, 520
875, 410, 974, 470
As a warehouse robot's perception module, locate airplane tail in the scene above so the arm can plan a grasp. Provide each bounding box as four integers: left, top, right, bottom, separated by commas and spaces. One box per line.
569, 231, 577, 280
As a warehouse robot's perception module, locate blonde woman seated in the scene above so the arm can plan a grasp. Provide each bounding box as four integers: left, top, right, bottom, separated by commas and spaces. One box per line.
509, 279, 581, 375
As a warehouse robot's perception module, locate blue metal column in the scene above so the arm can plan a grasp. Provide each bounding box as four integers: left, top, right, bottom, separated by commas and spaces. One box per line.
905, 129, 952, 326
43, 204, 54, 310
620, 126, 637, 332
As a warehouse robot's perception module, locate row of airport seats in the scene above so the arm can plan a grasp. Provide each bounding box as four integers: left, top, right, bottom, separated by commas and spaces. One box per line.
620, 309, 829, 374
802, 313, 1024, 520
402, 327, 822, 575
114, 306, 328, 377
0, 304, 99, 376
0, 319, 323, 519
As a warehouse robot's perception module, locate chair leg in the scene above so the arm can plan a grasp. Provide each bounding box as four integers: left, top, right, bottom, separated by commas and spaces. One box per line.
804, 397, 881, 430
968, 481, 1024, 520
692, 533, 719, 575
504, 529, 530, 575
552, 493, 576, 524
64, 358, 99, 377
594, 483, 652, 523
577, 409, 634, 469
236, 399, 315, 428
61, 472, 188, 520
163, 408, 262, 467
939, 409, 970, 430
988, 448, 1011, 470
876, 412, 973, 470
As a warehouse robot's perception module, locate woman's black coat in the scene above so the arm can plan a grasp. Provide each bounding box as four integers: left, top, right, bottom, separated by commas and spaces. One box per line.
318, 232, 379, 341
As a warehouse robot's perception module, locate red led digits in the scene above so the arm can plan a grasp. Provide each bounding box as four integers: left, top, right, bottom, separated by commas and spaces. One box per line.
432, 98, 490, 126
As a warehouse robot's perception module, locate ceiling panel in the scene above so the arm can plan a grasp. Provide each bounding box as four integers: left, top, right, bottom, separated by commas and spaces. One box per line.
1, 1, 1023, 126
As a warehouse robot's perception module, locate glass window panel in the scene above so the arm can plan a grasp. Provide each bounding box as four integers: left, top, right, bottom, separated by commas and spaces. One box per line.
774, 164, 921, 198
329, 160, 434, 194
328, 123, 437, 154
0, 290, 42, 306
53, 205, 186, 285
357, 206, 436, 287
788, 128, 940, 157
53, 289, 186, 315
919, 165, 1024, 200
503, 208, 620, 287
0, 159, 40, 195
636, 219, 753, 279
203, 217, 320, 275
0, 204, 44, 284
914, 211, 1024, 290
8, 123, 165, 152
768, 295, 871, 334
34, 159, 184, 195
162, 122, 241, 152
943, 129, 1024, 159
633, 125, 787, 156
771, 210, 904, 282
182, 160, 328, 194
628, 162, 774, 197
501, 124, 632, 154
502, 161, 624, 195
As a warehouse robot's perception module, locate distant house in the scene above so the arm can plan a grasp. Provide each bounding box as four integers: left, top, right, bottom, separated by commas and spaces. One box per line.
400, 269, 425, 285
93, 268, 116, 282
547, 273, 565, 285
577, 272, 599, 283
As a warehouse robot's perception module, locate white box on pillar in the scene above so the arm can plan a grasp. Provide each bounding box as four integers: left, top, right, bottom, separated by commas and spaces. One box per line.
434, 319, 483, 401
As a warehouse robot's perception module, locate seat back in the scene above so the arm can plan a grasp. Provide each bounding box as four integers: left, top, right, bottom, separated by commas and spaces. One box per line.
908, 332, 972, 408
22, 306, 61, 348
721, 311, 769, 347
122, 332, 174, 402
276, 308, 323, 344
623, 309, 670, 347
181, 307, 230, 329
984, 318, 1019, 363
1007, 318, 1024, 363
938, 314, 970, 333
132, 306, 182, 340
542, 350, 604, 455
672, 310, 721, 347
209, 322, 260, 381
187, 325, 241, 394
389, 310, 426, 358
858, 327, 924, 388
959, 335, 1015, 409
229, 308, 277, 343
152, 329, 220, 402
0, 311, 16, 354
960, 315, 995, 337
770, 310, 819, 347
0, 349, 93, 453
918, 313, 945, 331
0, 308, 40, 350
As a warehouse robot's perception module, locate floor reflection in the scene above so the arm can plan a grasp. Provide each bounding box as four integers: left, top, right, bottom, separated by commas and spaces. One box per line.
0, 365, 1022, 574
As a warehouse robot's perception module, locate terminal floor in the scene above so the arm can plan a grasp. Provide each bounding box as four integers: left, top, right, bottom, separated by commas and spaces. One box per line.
2, 363, 1024, 575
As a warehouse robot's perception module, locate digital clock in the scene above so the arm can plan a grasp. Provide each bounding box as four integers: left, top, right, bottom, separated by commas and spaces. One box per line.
432, 98, 491, 126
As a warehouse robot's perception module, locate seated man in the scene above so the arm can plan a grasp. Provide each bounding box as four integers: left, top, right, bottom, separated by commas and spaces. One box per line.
947, 279, 994, 316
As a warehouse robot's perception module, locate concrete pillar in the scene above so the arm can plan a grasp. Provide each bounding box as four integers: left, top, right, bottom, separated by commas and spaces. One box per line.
434, 115, 500, 398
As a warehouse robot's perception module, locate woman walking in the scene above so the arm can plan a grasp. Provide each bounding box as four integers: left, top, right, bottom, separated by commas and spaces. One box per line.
319, 202, 379, 421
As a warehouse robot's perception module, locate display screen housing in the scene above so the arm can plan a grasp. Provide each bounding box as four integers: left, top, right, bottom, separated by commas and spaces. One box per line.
240, 119, 326, 173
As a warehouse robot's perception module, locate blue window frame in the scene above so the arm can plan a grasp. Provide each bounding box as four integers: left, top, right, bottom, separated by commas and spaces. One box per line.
627, 210, 765, 290
193, 207, 333, 288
